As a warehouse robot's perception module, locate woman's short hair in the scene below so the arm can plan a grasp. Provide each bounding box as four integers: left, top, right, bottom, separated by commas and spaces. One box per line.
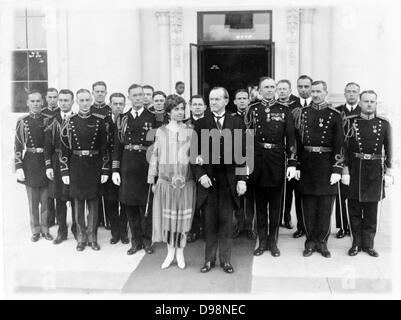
164, 94, 186, 114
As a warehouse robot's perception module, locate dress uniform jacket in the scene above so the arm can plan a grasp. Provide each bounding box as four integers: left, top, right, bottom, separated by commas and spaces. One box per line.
298, 102, 344, 195
59, 112, 109, 200
44, 112, 72, 201
245, 98, 297, 187
112, 108, 156, 206
344, 114, 392, 202
90, 103, 112, 118
15, 112, 52, 187
41, 106, 60, 118
103, 118, 119, 202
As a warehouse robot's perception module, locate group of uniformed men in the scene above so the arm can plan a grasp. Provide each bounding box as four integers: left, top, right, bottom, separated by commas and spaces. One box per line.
15, 75, 393, 270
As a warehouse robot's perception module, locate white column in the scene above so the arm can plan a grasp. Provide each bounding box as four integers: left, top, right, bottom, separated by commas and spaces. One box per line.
155, 11, 171, 94
299, 8, 315, 76
286, 8, 300, 87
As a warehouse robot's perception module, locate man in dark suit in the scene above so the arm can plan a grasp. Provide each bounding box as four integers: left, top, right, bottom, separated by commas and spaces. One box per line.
334, 82, 361, 239
112, 84, 156, 255
60, 89, 110, 251
298, 81, 344, 258
15, 90, 53, 242
342, 90, 392, 257
192, 87, 247, 274
107, 93, 129, 245
186, 95, 207, 243
44, 89, 77, 244
42, 87, 59, 228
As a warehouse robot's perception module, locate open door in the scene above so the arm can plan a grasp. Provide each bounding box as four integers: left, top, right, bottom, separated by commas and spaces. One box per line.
189, 43, 199, 98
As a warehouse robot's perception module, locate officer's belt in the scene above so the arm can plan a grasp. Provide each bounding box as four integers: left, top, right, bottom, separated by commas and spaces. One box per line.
72, 150, 99, 156
257, 142, 284, 149
353, 152, 384, 160
124, 144, 148, 151
304, 146, 333, 153
55, 148, 61, 153
26, 147, 44, 153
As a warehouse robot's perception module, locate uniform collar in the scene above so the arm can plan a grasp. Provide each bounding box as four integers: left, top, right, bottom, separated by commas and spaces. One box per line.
346, 103, 358, 112
300, 97, 312, 107
93, 102, 106, 108
311, 101, 328, 110
29, 112, 42, 119
261, 98, 276, 107
131, 107, 144, 117
192, 114, 204, 121
78, 110, 91, 118
360, 112, 375, 120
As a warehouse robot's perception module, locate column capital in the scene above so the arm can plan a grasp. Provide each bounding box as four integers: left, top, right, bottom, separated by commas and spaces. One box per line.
155, 11, 170, 25
300, 8, 315, 23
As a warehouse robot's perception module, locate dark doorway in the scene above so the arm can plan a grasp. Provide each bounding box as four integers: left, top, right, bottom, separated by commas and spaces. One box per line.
196, 45, 274, 113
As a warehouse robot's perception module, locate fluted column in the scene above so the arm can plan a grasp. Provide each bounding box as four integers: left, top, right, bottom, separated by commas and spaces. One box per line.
155, 11, 171, 93
299, 8, 315, 76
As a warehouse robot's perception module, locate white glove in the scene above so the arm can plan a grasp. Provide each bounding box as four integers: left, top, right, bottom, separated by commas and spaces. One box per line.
384, 175, 394, 188
341, 174, 350, 186
236, 181, 247, 196
101, 175, 109, 184
286, 166, 296, 181
295, 170, 301, 180
151, 184, 156, 193
112, 172, 121, 186
330, 173, 342, 185
196, 155, 204, 166
62, 176, 70, 185
16, 168, 25, 181
46, 168, 54, 181
199, 174, 213, 189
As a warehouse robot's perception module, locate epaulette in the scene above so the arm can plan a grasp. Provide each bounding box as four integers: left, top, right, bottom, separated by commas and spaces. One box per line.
248, 101, 260, 109
376, 114, 389, 122
17, 114, 29, 122
92, 113, 106, 119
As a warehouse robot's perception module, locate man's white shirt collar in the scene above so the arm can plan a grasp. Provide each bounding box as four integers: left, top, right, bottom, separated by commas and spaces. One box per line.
346, 103, 358, 112
61, 110, 73, 119
131, 107, 144, 118
300, 97, 312, 107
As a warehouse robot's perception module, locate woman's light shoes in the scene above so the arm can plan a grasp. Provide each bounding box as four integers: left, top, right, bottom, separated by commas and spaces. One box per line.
176, 248, 186, 269
161, 245, 176, 269
161, 246, 186, 269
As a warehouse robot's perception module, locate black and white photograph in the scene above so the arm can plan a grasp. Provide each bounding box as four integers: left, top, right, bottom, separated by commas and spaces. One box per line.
0, 0, 400, 302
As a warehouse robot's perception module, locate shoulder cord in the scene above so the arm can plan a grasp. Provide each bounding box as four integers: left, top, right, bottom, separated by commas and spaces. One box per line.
117, 115, 128, 143
60, 118, 72, 149
291, 106, 303, 130
16, 119, 27, 146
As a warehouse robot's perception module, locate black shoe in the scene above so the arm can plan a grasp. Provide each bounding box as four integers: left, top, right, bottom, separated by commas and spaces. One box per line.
72, 231, 78, 241
31, 233, 40, 242
293, 230, 305, 238
127, 244, 142, 255
42, 233, 53, 241
53, 236, 67, 245
121, 237, 130, 244
303, 248, 313, 257
319, 243, 331, 258
336, 229, 345, 239
232, 228, 241, 239
247, 230, 257, 240
345, 229, 351, 236
269, 243, 281, 257
220, 262, 234, 274
284, 221, 293, 229
348, 246, 361, 256
187, 232, 197, 243
91, 242, 101, 251
253, 245, 266, 256
144, 244, 154, 254
76, 242, 86, 251
362, 247, 379, 257
201, 261, 215, 273
110, 237, 119, 245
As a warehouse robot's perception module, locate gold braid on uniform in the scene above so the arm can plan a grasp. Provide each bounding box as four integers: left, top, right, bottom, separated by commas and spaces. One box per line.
244, 106, 255, 130
291, 106, 303, 130
15, 119, 27, 146
300, 110, 306, 143
60, 117, 72, 149
117, 114, 128, 143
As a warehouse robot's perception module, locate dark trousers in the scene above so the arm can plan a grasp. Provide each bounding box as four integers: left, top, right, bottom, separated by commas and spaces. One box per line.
233, 186, 255, 232
56, 199, 77, 238
98, 196, 110, 226
26, 186, 48, 234
74, 198, 98, 243
282, 179, 304, 231
202, 170, 235, 264
255, 186, 282, 247
124, 205, 152, 246
190, 207, 203, 236
348, 199, 378, 249
301, 195, 334, 249
47, 197, 56, 225
108, 200, 128, 240
335, 183, 349, 231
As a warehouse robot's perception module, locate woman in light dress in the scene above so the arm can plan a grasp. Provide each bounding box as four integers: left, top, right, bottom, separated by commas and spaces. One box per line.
147, 94, 196, 269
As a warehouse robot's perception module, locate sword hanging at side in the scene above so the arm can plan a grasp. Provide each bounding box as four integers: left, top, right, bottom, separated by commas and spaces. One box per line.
144, 185, 152, 218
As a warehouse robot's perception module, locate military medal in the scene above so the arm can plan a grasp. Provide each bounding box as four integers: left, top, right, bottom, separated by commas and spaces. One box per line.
372, 125, 377, 134
266, 113, 271, 122
319, 118, 324, 127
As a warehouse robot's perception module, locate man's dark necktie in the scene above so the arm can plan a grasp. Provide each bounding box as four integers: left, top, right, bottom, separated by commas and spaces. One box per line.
214, 114, 224, 131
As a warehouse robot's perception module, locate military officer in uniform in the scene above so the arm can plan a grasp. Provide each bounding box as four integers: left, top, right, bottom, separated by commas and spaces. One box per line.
246, 77, 297, 257
298, 81, 344, 258
60, 89, 110, 251
15, 90, 53, 242
231, 89, 257, 241
334, 82, 361, 239
42, 87, 59, 227
44, 89, 77, 244
107, 93, 129, 245
91, 81, 112, 230
112, 84, 156, 255
341, 90, 392, 257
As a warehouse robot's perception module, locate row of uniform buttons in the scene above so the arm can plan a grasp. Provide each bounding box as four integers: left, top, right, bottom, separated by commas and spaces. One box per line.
354, 119, 382, 153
